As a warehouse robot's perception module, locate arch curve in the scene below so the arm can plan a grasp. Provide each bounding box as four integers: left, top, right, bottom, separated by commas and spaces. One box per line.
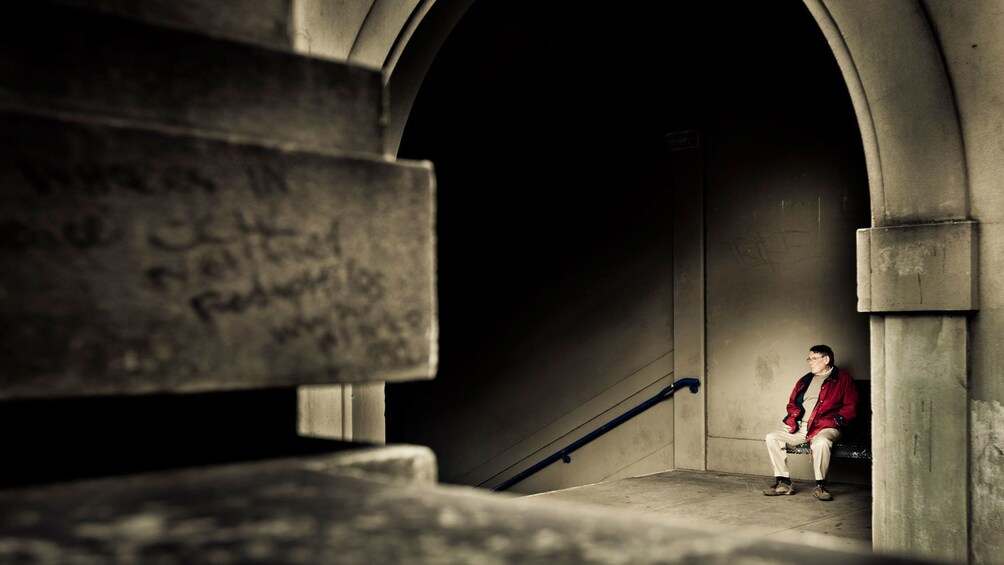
802, 0, 969, 226
382, 0, 971, 223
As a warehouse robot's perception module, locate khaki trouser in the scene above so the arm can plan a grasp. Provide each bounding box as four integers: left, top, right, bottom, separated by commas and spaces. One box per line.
765, 426, 842, 481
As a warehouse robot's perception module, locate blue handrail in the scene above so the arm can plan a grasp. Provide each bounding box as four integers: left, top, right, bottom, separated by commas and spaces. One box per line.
489, 377, 701, 492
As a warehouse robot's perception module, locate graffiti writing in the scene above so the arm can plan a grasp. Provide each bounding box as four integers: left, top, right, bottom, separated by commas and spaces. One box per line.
245, 162, 291, 197
17, 161, 216, 197
0, 215, 119, 251
270, 314, 338, 354
143, 212, 344, 293
188, 265, 341, 323
146, 247, 242, 291
267, 307, 425, 364
148, 213, 233, 252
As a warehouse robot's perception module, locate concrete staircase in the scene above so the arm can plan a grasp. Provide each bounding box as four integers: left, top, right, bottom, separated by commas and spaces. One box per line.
1, 1, 434, 400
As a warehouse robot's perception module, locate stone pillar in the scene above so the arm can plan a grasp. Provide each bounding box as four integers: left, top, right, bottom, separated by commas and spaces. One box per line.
298, 383, 386, 444
289, 5, 394, 445
805, 1, 977, 559
672, 130, 706, 471
858, 221, 977, 561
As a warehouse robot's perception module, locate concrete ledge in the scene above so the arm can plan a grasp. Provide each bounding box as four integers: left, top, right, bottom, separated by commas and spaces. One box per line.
857, 221, 978, 312
1, 3, 384, 155
51, 0, 293, 51
0, 112, 435, 399
304, 444, 438, 485
0, 456, 924, 564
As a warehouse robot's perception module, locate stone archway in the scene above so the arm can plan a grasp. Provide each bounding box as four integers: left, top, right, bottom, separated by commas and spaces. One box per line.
806, 1, 974, 562
381, 1, 992, 561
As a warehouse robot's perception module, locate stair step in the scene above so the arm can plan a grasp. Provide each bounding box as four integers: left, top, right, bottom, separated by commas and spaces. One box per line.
51, 0, 293, 51
0, 3, 384, 154
0, 112, 435, 399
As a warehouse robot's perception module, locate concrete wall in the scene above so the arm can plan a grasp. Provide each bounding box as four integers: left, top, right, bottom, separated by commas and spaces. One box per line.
701, 5, 871, 484
386, 0, 692, 493
925, 2, 1004, 562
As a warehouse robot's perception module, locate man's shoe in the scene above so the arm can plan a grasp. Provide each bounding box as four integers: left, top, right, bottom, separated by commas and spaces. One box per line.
813, 485, 833, 501
763, 481, 795, 496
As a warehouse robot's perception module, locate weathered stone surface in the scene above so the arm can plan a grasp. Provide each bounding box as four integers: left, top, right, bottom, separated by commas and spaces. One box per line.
872, 315, 969, 561
302, 444, 437, 485
50, 0, 294, 50
971, 398, 1004, 563
817, 1, 968, 226
0, 3, 384, 154
0, 113, 435, 399
857, 222, 978, 312
0, 457, 920, 564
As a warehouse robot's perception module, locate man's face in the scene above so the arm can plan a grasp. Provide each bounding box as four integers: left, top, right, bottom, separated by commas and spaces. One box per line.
807, 352, 830, 375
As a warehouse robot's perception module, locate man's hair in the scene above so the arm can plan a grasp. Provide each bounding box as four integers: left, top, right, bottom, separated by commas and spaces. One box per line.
810, 344, 835, 367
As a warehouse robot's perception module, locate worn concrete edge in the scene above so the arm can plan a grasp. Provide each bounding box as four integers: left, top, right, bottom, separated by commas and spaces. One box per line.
0, 106, 422, 170
857, 220, 978, 313
300, 443, 438, 485
46, 0, 294, 52
0, 444, 439, 493
857, 228, 873, 312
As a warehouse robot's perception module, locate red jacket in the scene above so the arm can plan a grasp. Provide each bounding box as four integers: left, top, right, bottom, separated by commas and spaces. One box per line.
782, 368, 858, 439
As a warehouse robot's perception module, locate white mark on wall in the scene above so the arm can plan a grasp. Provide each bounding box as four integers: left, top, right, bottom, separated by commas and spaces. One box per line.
876, 243, 939, 276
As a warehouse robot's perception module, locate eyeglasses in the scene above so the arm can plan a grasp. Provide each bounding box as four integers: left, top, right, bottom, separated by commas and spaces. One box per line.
806, 355, 824, 362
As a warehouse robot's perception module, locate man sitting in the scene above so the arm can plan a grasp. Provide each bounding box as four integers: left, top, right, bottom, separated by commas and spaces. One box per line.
763, 344, 858, 501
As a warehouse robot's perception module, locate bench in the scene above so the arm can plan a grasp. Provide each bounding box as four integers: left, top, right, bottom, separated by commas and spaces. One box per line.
785, 378, 871, 460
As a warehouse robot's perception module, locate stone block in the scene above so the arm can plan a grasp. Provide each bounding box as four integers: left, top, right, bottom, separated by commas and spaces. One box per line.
857, 221, 978, 312
0, 3, 384, 154
0, 112, 435, 399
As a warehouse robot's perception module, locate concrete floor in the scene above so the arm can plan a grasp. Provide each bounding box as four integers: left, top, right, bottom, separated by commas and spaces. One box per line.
521, 470, 872, 553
